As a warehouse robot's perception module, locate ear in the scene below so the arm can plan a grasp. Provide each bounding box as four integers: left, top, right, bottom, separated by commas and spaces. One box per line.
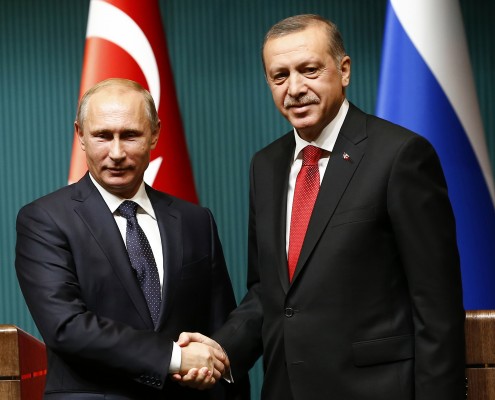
340, 55, 351, 88
75, 121, 86, 151
150, 120, 161, 150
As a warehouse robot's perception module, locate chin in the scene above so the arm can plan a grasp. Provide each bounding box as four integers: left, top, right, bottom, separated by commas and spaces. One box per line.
289, 112, 319, 125
291, 120, 319, 132
103, 177, 131, 189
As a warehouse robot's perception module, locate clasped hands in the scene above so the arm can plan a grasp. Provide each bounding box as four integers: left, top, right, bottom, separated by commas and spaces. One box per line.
171, 332, 229, 390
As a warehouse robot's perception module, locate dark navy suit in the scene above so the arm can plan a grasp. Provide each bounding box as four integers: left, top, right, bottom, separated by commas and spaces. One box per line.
16, 173, 248, 399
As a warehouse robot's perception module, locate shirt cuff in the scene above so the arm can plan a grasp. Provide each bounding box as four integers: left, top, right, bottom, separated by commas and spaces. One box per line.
168, 341, 181, 373
222, 347, 234, 383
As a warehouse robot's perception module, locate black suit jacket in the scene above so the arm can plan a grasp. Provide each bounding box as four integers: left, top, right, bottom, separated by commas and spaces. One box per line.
15, 173, 249, 400
214, 103, 465, 400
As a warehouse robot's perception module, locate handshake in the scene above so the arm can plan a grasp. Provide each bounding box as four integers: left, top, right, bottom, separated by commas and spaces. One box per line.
171, 332, 230, 390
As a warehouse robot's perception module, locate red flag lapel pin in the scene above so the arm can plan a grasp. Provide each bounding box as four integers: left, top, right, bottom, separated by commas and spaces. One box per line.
343, 152, 351, 161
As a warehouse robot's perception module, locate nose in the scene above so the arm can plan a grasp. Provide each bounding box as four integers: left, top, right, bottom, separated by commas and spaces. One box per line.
109, 138, 125, 161
287, 73, 307, 98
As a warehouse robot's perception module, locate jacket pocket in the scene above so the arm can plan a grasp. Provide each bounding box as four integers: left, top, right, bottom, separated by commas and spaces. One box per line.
352, 334, 414, 366
330, 207, 376, 228
180, 254, 209, 280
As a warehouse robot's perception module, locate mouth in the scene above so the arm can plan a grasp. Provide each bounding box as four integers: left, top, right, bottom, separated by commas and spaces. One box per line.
286, 102, 317, 109
290, 103, 312, 109
286, 103, 317, 115
105, 167, 130, 175
284, 96, 320, 110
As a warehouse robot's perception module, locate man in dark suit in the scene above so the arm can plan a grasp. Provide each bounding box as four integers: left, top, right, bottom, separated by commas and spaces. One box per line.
177, 14, 466, 399
15, 78, 248, 399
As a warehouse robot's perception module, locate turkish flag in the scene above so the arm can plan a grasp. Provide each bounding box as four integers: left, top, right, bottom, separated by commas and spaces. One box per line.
69, 0, 198, 203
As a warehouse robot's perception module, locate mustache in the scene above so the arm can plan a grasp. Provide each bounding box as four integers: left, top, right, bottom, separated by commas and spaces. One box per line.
284, 95, 320, 109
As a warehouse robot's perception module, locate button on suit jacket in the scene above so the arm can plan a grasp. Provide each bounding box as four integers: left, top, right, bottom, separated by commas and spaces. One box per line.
15, 173, 249, 400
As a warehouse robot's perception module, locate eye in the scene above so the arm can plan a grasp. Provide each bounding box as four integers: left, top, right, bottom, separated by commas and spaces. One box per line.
93, 131, 112, 140
271, 72, 288, 84
304, 67, 319, 76
121, 130, 141, 140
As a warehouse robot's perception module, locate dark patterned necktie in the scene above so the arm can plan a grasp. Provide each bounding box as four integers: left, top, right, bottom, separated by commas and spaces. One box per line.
288, 145, 322, 282
118, 200, 161, 326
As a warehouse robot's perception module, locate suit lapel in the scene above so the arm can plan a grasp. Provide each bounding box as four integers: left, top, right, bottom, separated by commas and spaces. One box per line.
71, 174, 154, 329
269, 134, 295, 294
146, 187, 181, 329
291, 104, 367, 283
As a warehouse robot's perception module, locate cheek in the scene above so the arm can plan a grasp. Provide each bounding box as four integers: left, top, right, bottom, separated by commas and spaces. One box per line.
270, 85, 285, 101
271, 90, 288, 113
127, 144, 150, 162
87, 145, 107, 160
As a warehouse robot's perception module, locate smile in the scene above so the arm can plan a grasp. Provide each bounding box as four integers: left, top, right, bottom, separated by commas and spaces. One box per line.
106, 167, 129, 174
288, 104, 314, 114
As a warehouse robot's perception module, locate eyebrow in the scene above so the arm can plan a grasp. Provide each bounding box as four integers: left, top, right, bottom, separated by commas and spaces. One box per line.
90, 128, 143, 135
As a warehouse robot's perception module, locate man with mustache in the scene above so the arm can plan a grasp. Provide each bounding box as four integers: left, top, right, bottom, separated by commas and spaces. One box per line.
15, 78, 249, 399
178, 14, 465, 400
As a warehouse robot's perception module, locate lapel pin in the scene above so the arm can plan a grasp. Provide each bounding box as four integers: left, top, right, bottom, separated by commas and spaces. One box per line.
343, 152, 351, 161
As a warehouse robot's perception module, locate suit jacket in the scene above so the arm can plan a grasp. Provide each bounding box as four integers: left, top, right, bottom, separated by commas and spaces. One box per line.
214, 103, 465, 400
15, 173, 249, 400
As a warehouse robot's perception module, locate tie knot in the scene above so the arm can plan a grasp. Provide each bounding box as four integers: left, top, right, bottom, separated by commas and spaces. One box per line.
302, 145, 322, 166
118, 200, 139, 220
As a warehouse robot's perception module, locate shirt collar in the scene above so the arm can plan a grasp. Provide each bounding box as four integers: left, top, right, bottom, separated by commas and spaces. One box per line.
89, 173, 156, 220
292, 98, 349, 161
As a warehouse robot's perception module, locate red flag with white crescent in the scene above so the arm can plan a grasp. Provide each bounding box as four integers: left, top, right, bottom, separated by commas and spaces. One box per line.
69, 0, 198, 203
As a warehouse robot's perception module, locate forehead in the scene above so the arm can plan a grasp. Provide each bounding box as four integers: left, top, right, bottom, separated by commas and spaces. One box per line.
263, 25, 329, 64
90, 86, 143, 107
85, 87, 148, 129
88, 88, 144, 116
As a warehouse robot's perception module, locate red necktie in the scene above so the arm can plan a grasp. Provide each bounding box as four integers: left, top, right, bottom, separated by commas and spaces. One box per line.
288, 145, 322, 282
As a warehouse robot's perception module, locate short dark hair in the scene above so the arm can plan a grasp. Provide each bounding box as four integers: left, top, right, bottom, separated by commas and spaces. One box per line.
76, 78, 160, 132
262, 14, 347, 71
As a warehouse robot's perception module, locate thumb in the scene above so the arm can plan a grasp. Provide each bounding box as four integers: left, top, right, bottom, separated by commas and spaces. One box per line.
176, 332, 193, 347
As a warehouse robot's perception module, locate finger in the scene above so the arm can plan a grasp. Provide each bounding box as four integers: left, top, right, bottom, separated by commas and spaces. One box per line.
187, 332, 220, 348
177, 332, 207, 346
197, 376, 216, 390
189, 332, 207, 343
212, 347, 226, 361
170, 373, 182, 381
177, 332, 193, 346
181, 368, 200, 383
213, 357, 225, 376
197, 367, 211, 381
196, 368, 215, 390
182, 367, 212, 390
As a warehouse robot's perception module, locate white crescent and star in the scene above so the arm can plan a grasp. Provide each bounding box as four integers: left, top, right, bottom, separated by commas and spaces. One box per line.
86, 0, 163, 185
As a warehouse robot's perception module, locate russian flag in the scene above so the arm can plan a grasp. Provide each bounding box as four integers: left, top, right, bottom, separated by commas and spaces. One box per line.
376, 0, 495, 309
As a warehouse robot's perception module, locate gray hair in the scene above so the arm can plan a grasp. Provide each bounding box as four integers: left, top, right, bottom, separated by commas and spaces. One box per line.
262, 14, 347, 72
76, 78, 159, 132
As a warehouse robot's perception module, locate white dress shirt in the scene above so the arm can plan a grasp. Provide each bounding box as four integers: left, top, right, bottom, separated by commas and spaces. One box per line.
286, 99, 350, 255
89, 174, 181, 373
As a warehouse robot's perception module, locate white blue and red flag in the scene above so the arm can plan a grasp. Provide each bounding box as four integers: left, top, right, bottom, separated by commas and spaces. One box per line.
376, 0, 495, 309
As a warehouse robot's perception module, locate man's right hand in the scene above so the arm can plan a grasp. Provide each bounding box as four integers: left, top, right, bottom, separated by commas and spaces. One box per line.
171, 332, 229, 390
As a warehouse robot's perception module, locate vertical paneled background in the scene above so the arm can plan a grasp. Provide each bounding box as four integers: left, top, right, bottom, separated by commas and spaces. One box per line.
1, 1, 493, 398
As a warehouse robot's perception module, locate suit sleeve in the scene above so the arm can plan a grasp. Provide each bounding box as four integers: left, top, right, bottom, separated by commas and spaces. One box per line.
387, 135, 466, 400
15, 202, 172, 389
205, 209, 251, 400
213, 157, 264, 380
206, 208, 238, 332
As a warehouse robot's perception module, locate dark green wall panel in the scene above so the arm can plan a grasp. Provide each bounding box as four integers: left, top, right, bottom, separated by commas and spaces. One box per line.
1, 1, 494, 399
0, 0, 88, 333
460, 0, 495, 173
